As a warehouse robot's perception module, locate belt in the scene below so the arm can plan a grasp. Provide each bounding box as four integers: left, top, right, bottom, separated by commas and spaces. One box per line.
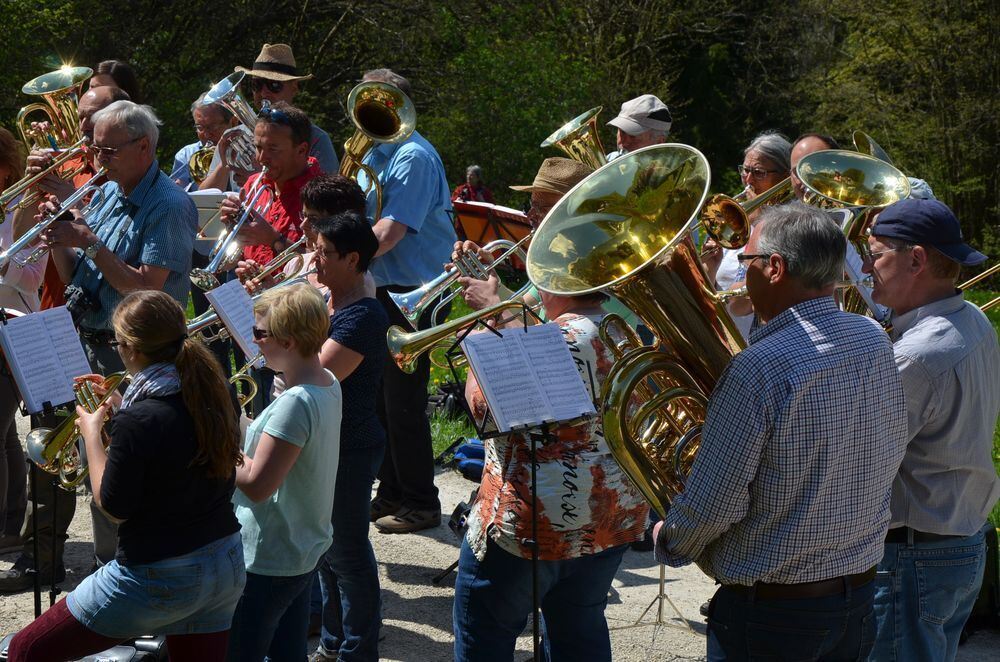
724, 567, 876, 600
885, 526, 963, 544
79, 327, 116, 345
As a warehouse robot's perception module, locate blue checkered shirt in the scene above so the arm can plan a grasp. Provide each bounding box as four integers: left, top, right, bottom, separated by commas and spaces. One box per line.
655, 297, 908, 585
71, 160, 198, 330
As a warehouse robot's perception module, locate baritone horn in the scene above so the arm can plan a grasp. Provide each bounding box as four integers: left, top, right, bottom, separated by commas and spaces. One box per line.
389, 235, 533, 330
25, 371, 128, 490
698, 177, 793, 250
540, 106, 608, 170
339, 81, 416, 219
526, 144, 746, 517
201, 72, 258, 173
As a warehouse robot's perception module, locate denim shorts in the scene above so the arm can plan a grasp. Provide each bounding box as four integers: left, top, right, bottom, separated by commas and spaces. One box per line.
67, 532, 246, 639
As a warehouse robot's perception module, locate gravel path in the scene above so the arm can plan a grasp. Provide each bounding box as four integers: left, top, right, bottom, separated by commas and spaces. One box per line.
2, 412, 997, 659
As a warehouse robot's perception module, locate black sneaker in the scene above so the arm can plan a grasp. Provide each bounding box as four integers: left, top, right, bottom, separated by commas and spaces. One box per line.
0, 555, 66, 593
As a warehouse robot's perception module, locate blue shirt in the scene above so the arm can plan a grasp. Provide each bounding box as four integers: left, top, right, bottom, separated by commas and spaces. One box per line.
171, 140, 204, 188
72, 160, 198, 330
309, 124, 340, 174
656, 297, 908, 585
328, 297, 388, 450
888, 293, 1000, 535
357, 131, 457, 287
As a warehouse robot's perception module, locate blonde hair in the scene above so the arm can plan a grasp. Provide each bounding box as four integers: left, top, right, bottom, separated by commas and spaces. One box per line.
254, 283, 328, 357
113, 291, 241, 479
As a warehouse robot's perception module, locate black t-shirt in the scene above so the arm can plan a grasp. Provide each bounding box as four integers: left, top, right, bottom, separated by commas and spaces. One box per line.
328, 297, 388, 450
101, 393, 239, 565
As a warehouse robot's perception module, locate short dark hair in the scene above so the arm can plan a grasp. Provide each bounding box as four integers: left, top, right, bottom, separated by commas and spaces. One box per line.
301, 174, 367, 216
793, 132, 840, 150
313, 210, 379, 273
95, 60, 143, 104
256, 101, 311, 147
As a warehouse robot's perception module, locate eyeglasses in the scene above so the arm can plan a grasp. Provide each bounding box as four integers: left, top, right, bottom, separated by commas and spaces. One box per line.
258, 104, 293, 126
91, 136, 143, 159
737, 165, 782, 179
861, 247, 905, 265
251, 326, 270, 340
736, 253, 772, 265
251, 78, 286, 94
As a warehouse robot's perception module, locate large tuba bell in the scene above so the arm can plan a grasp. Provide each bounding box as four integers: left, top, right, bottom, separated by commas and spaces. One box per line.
540, 106, 608, 170
339, 81, 416, 220
526, 144, 746, 517
25, 372, 128, 490
201, 72, 259, 173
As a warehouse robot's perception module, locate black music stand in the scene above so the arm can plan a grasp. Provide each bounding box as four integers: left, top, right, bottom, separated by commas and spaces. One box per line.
444, 311, 593, 662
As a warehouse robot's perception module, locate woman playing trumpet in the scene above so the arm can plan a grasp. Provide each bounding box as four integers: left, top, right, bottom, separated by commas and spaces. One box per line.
8, 291, 245, 662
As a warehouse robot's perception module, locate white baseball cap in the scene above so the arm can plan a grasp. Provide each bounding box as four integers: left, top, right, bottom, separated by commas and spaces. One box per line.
607, 94, 672, 136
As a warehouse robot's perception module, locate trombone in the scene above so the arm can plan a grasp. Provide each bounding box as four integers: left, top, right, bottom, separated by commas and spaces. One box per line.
0, 138, 92, 215
190, 167, 272, 291
0, 168, 108, 270
25, 371, 128, 490
389, 234, 533, 330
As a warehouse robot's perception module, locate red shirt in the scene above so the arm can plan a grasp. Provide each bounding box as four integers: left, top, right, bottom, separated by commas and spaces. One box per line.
41, 155, 94, 309
451, 183, 494, 204
241, 158, 321, 265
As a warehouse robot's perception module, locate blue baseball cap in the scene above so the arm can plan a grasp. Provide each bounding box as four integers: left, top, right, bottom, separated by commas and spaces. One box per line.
873, 199, 987, 266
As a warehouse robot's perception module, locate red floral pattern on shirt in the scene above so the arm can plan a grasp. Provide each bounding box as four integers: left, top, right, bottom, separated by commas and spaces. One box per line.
465, 313, 649, 561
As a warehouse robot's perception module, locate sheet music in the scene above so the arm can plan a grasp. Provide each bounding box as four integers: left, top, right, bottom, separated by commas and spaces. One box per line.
0, 307, 91, 413
204, 280, 262, 367
461, 323, 595, 433
515, 324, 596, 424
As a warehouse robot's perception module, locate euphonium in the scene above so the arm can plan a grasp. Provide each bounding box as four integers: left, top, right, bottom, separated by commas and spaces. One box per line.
540, 106, 608, 170
389, 235, 533, 330
201, 72, 258, 173
853, 130, 894, 165
526, 144, 746, 517
25, 371, 128, 490
339, 82, 416, 220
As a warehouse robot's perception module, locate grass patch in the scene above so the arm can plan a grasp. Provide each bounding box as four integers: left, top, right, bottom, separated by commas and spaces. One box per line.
431, 410, 477, 458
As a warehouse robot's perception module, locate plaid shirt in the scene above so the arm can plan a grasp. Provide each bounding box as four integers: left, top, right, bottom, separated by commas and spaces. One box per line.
656, 297, 908, 585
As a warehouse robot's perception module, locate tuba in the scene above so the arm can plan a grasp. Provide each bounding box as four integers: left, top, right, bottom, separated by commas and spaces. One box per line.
25, 372, 128, 490
526, 144, 746, 517
540, 106, 608, 170
339, 81, 416, 220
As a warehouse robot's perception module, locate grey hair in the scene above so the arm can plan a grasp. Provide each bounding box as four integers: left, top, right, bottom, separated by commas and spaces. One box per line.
745, 130, 792, 173
189, 93, 233, 121
466, 165, 483, 179
362, 68, 413, 99
92, 100, 162, 151
756, 202, 846, 290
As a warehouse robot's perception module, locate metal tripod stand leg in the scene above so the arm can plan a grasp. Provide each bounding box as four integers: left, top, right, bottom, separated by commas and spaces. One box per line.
611, 564, 694, 633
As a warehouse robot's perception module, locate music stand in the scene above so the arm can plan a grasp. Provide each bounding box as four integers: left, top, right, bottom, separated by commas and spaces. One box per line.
609, 563, 694, 634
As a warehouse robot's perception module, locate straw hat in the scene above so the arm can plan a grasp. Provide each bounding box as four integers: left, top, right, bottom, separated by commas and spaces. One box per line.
235, 44, 313, 82
509, 158, 593, 196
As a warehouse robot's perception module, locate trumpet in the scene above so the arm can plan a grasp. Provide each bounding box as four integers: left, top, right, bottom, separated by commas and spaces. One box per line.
244, 236, 308, 292
201, 72, 259, 173
190, 168, 272, 291
0, 168, 108, 270
0, 138, 92, 215
25, 371, 128, 490
698, 178, 794, 250
389, 235, 533, 330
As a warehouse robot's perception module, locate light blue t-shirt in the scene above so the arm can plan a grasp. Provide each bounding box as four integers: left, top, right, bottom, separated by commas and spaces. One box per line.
234, 372, 342, 576
357, 131, 457, 287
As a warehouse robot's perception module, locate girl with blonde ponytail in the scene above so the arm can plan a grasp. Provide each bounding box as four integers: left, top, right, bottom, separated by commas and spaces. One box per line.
9, 290, 244, 662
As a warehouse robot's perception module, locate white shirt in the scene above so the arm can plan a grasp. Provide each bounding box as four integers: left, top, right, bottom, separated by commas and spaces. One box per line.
0, 199, 46, 313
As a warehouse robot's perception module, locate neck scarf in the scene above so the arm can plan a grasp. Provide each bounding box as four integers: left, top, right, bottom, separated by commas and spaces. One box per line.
121, 362, 182, 410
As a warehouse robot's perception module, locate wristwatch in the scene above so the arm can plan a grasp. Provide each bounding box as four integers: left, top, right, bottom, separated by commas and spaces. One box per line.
84, 238, 104, 260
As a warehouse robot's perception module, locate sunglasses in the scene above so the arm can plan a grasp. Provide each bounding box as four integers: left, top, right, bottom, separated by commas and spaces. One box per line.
91, 136, 143, 159
257, 104, 293, 126
736, 253, 773, 265
251, 78, 286, 94
252, 326, 270, 340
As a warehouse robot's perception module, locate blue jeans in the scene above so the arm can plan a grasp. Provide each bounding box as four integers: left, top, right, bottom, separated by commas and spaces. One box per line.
706, 579, 876, 661
453, 537, 628, 662
317, 444, 385, 661
227, 570, 315, 662
870, 525, 988, 662
66, 532, 245, 638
